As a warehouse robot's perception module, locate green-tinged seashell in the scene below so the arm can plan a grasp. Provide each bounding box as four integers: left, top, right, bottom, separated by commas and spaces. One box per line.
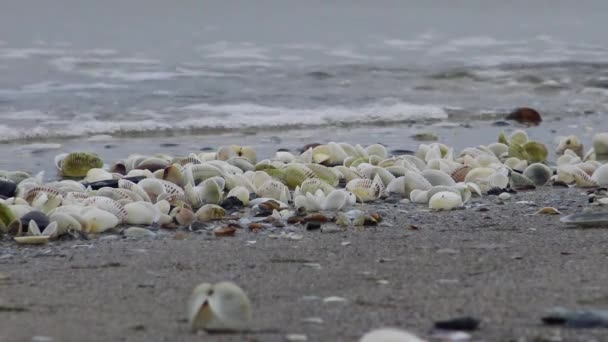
509, 130, 529, 146
305, 164, 339, 187
498, 131, 509, 146
298, 178, 335, 196
349, 157, 368, 168
523, 141, 548, 163
60, 152, 104, 177
508, 143, 527, 160
282, 164, 315, 189
195, 204, 226, 221
0, 202, 16, 232
254, 163, 277, 171
265, 168, 285, 182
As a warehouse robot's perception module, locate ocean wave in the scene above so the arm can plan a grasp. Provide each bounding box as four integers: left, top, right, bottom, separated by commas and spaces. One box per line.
0, 102, 447, 142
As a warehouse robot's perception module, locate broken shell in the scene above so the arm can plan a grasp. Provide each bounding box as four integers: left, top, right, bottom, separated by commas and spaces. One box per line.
359, 328, 425, 342
188, 281, 252, 332
556, 135, 584, 158
536, 207, 561, 215
80, 207, 120, 233
345, 175, 384, 202
123, 227, 156, 238
213, 226, 236, 237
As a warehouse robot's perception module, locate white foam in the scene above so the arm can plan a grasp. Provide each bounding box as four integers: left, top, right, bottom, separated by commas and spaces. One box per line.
0, 82, 127, 96
325, 48, 391, 61
0, 47, 69, 59
0, 102, 447, 142
199, 41, 270, 60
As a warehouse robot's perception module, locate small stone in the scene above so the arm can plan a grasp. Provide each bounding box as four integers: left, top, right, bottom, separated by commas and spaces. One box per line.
301, 317, 324, 324
305, 222, 321, 231
505, 107, 542, 125
498, 192, 511, 201
213, 226, 236, 237
323, 296, 347, 303
376, 279, 390, 285
285, 334, 308, 341
434, 316, 480, 331
123, 227, 156, 238
341, 241, 351, 246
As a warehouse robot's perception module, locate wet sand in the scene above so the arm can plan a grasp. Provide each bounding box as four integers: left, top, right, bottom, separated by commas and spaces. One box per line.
2, 187, 608, 341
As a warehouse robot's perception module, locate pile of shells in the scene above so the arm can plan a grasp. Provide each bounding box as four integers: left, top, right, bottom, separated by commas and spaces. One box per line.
2, 131, 608, 243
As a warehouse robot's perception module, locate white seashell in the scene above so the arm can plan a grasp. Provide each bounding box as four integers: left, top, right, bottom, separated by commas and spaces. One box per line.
421, 169, 455, 186
509, 129, 528, 145
359, 328, 425, 342
429, 191, 463, 210
123, 202, 159, 225
345, 175, 384, 202
226, 186, 250, 205
322, 189, 356, 211
409, 189, 428, 204
366, 144, 388, 159
118, 179, 152, 202
84, 168, 114, 183
80, 207, 119, 233
275, 151, 296, 163
188, 282, 252, 332
297, 178, 335, 196
123, 227, 156, 238
487, 172, 509, 189
556, 135, 583, 157
593, 132, 608, 155
498, 192, 511, 201
49, 212, 82, 234
83, 196, 128, 222
256, 180, 291, 203
591, 164, 608, 186
557, 165, 599, 187
154, 199, 171, 215
487, 142, 509, 158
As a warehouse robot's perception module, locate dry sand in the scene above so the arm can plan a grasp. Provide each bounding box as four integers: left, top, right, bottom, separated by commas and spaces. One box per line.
1, 187, 608, 342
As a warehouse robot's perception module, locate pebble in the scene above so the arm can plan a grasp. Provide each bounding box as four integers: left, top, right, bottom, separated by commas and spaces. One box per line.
301, 317, 324, 324
498, 192, 511, 201
323, 296, 347, 303
123, 227, 156, 238
434, 316, 480, 331
285, 334, 308, 341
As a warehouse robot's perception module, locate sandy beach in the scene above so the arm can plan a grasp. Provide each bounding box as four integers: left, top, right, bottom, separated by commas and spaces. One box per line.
2, 186, 607, 342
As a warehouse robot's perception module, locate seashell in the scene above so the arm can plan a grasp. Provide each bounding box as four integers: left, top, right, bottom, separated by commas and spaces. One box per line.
227, 157, 255, 172
216, 145, 238, 161
135, 157, 170, 172
137, 179, 166, 202
593, 132, 608, 156
591, 164, 608, 186
487, 172, 509, 190
523, 163, 553, 186
556, 135, 584, 158
366, 144, 388, 159
83, 196, 128, 222
426, 186, 461, 203
322, 189, 356, 211
385, 171, 432, 197
83, 168, 114, 183
336, 209, 366, 226
256, 180, 291, 203
421, 169, 455, 187
345, 175, 384, 202
409, 189, 428, 204
311, 145, 331, 164
97, 187, 142, 203
509, 130, 528, 145
536, 207, 561, 215
173, 155, 202, 166
334, 166, 366, 182
185, 164, 225, 185
283, 164, 316, 189
80, 207, 120, 233
274, 151, 296, 163
306, 163, 339, 186
523, 141, 549, 163
49, 212, 82, 234
487, 142, 509, 158
226, 186, 250, 206
560, 212, 608, 228
188, 281, 252, 332
13, 221, 56, 244
0, 202, 16, 232
162, 164, 186, 187
450, 165, 472, 183
171, 206, 195, 226
297, 178, 335, 196
155, 199, 171, 215
235, 146, 257, 164
429, 191, 463, 210
557, 165, 599, 187
359, 328, 425, 342
58, 152, 104, 178
123, 227, 156, 238
195, 204, 226, 221
124, 202, 159, 225
509, 172, 536, 190
118, 179, 152, 202
19, 211, 50, 233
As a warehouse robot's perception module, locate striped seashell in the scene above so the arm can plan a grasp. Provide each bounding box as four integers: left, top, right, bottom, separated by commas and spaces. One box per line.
97, 187, 143, 202
298, 178, 335, 196
282, 163, 316, 189
450, 165, 472, 183
83, 196, 128, 222
306, 163, 340, 186
256, 180, 291, 203
334, 166, 367, 182
184, 163, 225, 185
118, 179, 152, 202
23, 186, 65, 204
345, 175, 384, 202
575, 162, 599, 176
175, 155, 202, 166
557, 165, 599, 187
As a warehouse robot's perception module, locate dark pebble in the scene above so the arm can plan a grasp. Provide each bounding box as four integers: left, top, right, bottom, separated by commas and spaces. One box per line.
505, 107, 542, 125
306, 222, 321, 231
434, 316, 480, 331
492, 120, 510, 127
159, 143, 180, 147
20, 211, 50, 231
82, 176, 146, 190
221, 196, 244, 210
0, 180, 17, 197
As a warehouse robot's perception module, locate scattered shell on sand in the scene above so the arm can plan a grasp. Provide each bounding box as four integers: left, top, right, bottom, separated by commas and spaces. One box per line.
188, 281, 252, 332
359, 328, 425, 342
